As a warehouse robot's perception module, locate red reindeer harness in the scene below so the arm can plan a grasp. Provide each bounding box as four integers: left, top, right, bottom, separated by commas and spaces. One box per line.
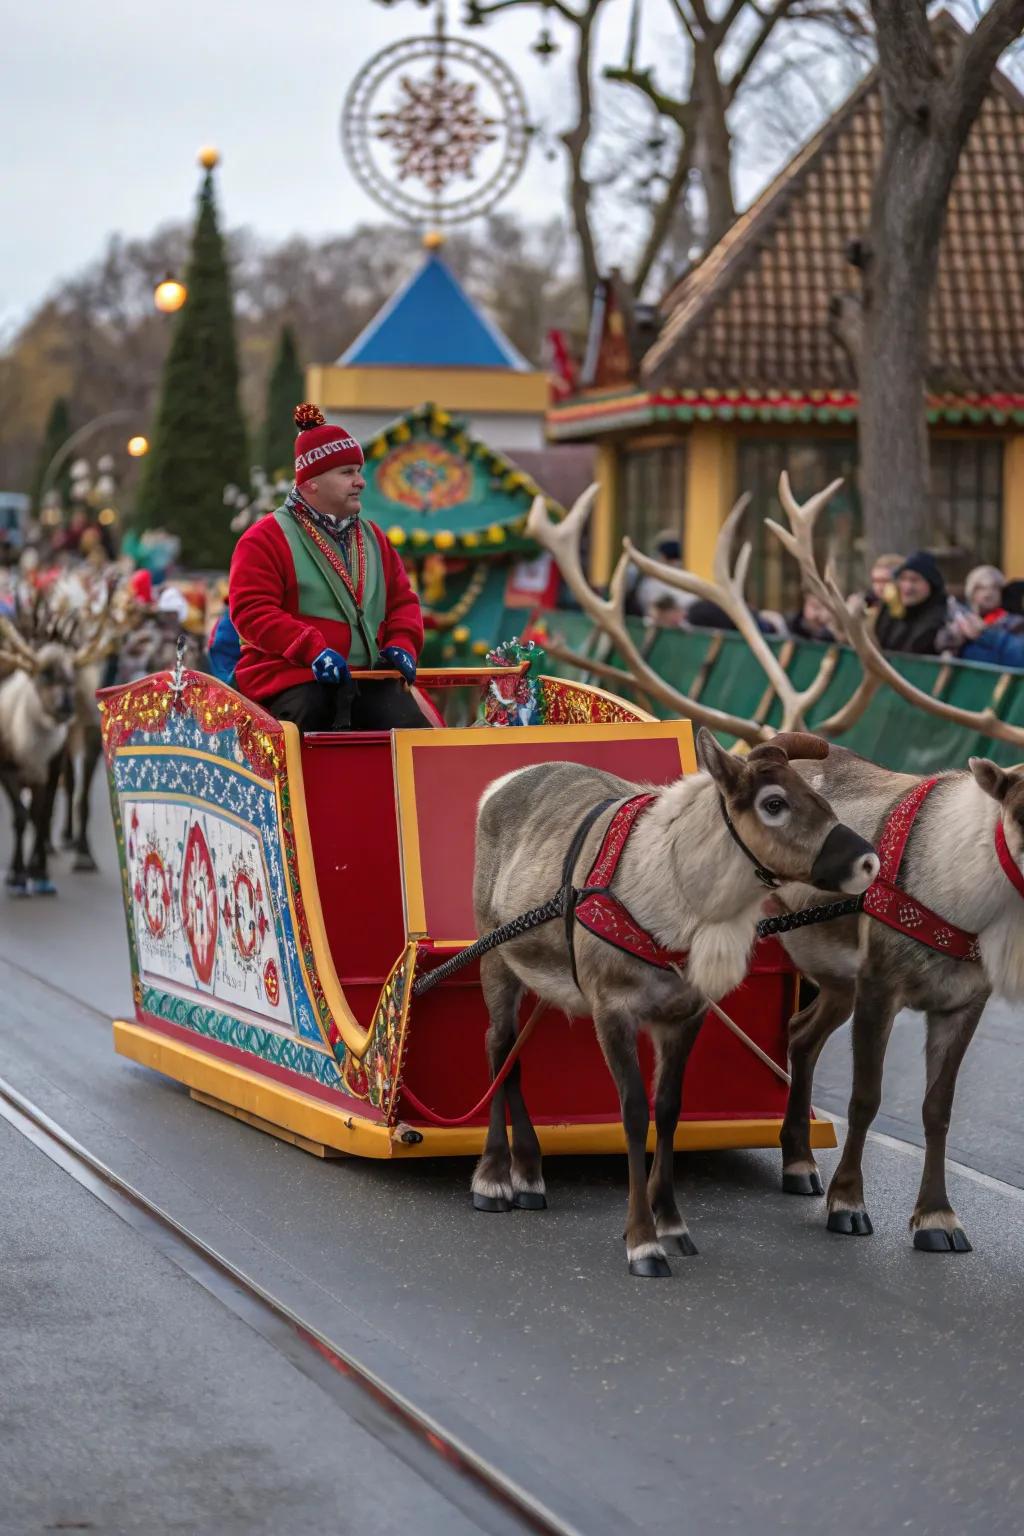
861, 778, 981, 961
571, 779, 1024, 975
570, 795, 690, 974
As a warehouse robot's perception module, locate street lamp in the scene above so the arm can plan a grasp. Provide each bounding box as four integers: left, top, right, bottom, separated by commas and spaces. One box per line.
154, 274, 187, 313
127, 435, 150, 458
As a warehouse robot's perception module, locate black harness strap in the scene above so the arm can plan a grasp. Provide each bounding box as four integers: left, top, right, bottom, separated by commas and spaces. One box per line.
718, 796, 783, 889
559, 797, 618, 990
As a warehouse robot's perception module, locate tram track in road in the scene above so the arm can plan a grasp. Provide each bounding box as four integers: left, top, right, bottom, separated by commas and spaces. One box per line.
0, 1074, 583, 1536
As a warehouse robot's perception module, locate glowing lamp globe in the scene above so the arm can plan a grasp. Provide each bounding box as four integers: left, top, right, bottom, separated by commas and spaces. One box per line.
127, 435, 150, 458
154, 277, 187, 314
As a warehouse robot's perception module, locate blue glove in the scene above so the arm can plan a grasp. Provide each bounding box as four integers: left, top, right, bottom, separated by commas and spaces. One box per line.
378, 645, 417, 684
311, 647, 350, 685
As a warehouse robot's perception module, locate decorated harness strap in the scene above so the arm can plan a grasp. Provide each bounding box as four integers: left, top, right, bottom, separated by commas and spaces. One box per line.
862, 778, 980, 962
574, 795, 690, 972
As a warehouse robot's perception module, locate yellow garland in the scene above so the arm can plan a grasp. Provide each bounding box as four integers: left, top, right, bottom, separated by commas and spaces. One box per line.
423, 564, 489, 630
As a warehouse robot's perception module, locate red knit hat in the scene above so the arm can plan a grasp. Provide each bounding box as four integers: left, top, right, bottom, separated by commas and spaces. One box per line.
293, 403, 364, 485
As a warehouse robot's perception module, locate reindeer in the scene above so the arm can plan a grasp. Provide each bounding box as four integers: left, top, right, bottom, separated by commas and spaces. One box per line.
52, 576, 136, 873
472, 729, 878, 1277
536, 474, 1024, 1255
0, 617, 76, 895
759, 477, 1024, 1254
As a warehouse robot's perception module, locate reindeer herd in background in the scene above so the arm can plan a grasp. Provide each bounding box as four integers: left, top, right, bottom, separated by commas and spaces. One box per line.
0, 575, 136, 894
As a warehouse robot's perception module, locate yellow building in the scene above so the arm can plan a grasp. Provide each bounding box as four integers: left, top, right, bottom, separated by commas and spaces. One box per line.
549, 48, 1024, 608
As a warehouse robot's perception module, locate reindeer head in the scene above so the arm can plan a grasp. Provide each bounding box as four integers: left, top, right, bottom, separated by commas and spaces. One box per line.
0, 620, 76, 727
695, 728, 879, 895
28, 641, 77, 726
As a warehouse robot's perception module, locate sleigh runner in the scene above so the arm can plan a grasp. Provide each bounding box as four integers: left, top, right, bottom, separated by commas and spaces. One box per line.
101, 664, 837, 1160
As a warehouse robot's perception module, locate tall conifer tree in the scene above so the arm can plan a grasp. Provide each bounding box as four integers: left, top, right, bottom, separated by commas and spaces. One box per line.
260, 325, 304, 475
29, 396, 72, 511
135, 156, 248, 567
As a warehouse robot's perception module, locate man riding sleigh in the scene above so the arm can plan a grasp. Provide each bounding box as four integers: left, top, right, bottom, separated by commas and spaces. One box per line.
229, 403, 433, 731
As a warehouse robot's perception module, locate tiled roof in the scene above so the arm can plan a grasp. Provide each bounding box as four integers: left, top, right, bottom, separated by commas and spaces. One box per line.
643, 35, 1024, 395
338, 253, 530, 371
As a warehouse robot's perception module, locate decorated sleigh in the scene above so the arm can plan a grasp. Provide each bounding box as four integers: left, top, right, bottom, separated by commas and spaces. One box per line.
100, 663, 836, 1160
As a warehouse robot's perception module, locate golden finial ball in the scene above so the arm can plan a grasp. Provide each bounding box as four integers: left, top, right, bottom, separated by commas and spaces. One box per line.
198, 145, 221, 170
422, 229, 446, 250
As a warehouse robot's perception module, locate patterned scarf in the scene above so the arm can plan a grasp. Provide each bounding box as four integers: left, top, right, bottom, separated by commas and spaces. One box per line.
285, 485, 359, 573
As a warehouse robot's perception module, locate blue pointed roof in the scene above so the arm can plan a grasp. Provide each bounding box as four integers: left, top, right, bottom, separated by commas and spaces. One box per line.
337, 253, 530, 371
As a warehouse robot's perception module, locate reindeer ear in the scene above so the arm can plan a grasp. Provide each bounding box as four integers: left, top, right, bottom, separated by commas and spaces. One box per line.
695, 727, 744, 795
969, 757, 1011, 802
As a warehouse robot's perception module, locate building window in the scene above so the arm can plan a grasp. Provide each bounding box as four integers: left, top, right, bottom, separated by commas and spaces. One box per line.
618, 443, 687, 559
736, 438, 860, 614
736, 436, 1004, 612
929, 440, 1003, 570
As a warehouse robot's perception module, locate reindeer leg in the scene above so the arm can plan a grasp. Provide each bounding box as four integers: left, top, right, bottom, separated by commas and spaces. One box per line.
60, 748, 76, 849
72, 725, 102, 872
780, 977, 854, 1196
595, 1008, 670, 1278
2, 774, 29, 895
27, 753, 64, 896
470, 952, 523, 1214
910, 996, 986, 1253
646, 1015, 703, 1255
826, 976, 897, 1236
506, 1013, 546, 1212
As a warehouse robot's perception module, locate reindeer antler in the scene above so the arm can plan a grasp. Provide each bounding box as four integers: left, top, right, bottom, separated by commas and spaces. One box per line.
623, 494, 839, 731
526, 489, 773, 745
767, 472, 1024, 749
0, 616, 39, 673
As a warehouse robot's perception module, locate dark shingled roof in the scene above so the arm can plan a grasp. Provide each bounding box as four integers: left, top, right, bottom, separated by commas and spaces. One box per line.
643, 29, 1024, 396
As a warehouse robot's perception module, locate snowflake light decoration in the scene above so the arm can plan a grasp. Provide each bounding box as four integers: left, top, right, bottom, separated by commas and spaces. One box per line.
375, 60, 498, 194
341, 23, 530, 226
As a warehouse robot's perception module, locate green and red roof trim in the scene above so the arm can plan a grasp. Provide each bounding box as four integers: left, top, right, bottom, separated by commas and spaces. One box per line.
548, 388, 1024, 439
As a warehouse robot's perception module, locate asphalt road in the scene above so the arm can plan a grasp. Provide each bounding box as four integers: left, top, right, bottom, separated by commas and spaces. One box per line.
2, 773, 1024, 1535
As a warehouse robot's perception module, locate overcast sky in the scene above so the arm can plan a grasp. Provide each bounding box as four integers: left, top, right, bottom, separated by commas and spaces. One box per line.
2, 0, 665, 329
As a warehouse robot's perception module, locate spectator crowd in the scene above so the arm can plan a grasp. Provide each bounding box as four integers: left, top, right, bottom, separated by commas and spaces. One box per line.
629, 530, 1024, 670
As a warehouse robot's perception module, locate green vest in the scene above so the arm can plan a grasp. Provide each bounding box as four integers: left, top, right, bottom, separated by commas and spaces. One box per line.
275, 509, 386, 667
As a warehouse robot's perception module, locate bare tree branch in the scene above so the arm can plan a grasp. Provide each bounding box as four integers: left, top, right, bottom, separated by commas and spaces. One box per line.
725, 0, 801, 105
945, 0, 1024, 144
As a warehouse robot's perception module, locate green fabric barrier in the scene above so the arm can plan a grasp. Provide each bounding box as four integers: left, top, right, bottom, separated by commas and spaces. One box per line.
494, 607, 1024, 772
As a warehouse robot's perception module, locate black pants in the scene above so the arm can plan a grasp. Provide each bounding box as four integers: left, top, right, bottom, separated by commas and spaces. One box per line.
265, 678, 431, 733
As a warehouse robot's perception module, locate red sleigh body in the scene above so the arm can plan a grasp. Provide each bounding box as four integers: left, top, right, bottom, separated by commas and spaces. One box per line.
101, 667, 836, 1160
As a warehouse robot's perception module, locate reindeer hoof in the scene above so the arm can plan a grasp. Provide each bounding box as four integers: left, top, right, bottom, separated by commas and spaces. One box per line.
783, 1170, 824, 1196
72, 853, 98, 873
513, 1191, 547, 1210
472, 1192, 512, 1213
827, 1209, 873, 1236
628, 1253, 672, 1278
913, 1226, 972, 1253
661, 1232, 698, 1256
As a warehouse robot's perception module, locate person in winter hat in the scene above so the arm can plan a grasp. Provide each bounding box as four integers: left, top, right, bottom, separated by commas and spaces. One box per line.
874, 551, 950, 656
229, 404, 428, 731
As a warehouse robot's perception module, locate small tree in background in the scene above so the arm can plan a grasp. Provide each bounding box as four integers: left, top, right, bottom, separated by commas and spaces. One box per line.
28, 395, 72, 512
135, 156, 248, 568
260, 325, 304, 477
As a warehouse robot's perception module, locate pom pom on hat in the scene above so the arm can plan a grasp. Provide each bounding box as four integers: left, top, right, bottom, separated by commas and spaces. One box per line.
294, 402, 326, 430
293, 401, 364, 484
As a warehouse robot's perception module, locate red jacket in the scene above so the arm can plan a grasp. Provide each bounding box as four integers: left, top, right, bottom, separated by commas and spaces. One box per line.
229, 514, 423, 702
